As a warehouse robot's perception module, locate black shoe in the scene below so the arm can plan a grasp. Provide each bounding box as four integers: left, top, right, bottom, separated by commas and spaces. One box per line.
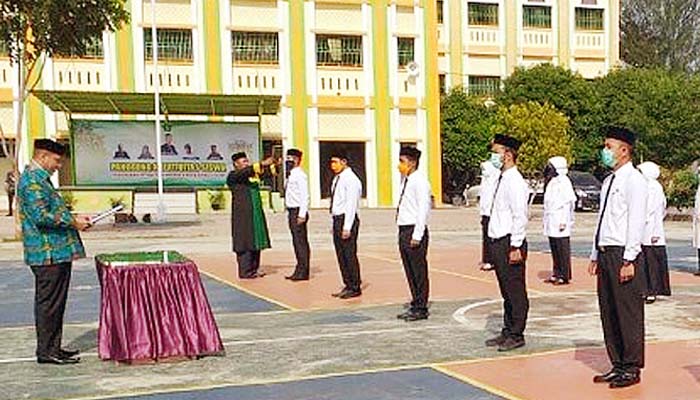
403, 311, 429, 322
609, 372, 640, 388
59, 348, 80, 358
593, 369, 623, 383
397, 311, 412, 319
332, 288, 349, 297
240, 272, 266, 279
694, 271, 700, 277
497, 337, 525, 352
338, 289, 361, 299
485, 334, 507, 347
552, 278, 569, 286
37, 355, 80, 365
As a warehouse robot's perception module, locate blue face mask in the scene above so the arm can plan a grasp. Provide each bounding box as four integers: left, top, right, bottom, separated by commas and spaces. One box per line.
489, 152, 503, 170
600, 148, 617, 168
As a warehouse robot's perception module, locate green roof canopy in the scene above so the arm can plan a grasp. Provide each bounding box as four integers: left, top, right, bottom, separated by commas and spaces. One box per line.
32, 90, 280, 116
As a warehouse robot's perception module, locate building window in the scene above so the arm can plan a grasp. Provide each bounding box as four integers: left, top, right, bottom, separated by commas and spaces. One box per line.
437, 0, 444, 24
581, 0, 597, 4
523, 5, 552, 29
316, 35, 363, 67
0, 40, 9, 57
144, 28, 193, 61
439, 74, 446, 95
575, 8, 604, 31
468, 75, 500, 96
468, 3, 499, 27
57, 37, 104, 59
232, 31, 279, 64
397, 37, 415, 68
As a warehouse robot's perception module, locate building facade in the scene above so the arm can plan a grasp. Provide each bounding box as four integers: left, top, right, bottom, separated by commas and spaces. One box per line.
438, 0, 620, 95
0, 0, 620, 210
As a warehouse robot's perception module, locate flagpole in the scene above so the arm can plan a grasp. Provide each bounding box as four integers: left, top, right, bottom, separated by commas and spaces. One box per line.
151, 0, 166, 222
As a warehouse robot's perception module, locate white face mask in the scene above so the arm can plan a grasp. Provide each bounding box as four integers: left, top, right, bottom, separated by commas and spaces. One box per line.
489, 152, 504, 170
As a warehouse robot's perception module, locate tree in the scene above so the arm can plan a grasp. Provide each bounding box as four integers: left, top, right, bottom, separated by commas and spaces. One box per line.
497, 64, 603, 171
440, 87, 496, 202
492, 102, 572, 176
621, 0, 700, 73
665, 169, 699, 211
0, 0, 129, 171
595, 67, 700, 169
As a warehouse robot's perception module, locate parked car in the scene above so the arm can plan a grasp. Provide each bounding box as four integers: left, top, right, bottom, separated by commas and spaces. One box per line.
569, 171, 602, 211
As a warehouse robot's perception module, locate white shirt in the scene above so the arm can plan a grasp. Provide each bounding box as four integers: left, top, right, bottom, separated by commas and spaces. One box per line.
284, 167, 309, 217
479, 174, 499, 217
590, 162, 648, 261
487, 166, 529, 247
642, 179, 666, 246
543, 174, 576, 238
396, 170, 432, 241
330, 167, 363, 231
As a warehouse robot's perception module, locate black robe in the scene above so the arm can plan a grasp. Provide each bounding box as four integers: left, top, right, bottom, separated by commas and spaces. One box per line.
227, 164, 271, 253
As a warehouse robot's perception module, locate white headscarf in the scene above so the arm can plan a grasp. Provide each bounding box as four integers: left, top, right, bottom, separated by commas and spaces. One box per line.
638, 161, 661, 181
548, 156, 568, 176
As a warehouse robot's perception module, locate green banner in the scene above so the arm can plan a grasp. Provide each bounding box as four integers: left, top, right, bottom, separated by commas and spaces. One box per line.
72, 120, 259, 187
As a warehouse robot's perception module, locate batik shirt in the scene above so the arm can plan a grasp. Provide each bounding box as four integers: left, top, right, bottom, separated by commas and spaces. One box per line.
18, 163, 85, 266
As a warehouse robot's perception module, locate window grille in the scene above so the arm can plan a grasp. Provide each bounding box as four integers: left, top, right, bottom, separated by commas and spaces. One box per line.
397, 37, 415, 68
232, 31, 279, 64
144, 28, 193, 61
468, 76, 500, 96
316, 35, 363, 67
468, 3, 499, 26
575, 8, 604, 31
523, 5, 552, 28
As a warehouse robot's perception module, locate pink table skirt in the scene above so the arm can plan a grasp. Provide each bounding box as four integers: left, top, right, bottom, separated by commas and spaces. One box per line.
96, 259, 224, 362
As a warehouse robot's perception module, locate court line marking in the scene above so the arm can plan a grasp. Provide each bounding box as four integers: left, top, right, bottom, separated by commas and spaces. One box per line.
197, 269, 300, 311
431, 364, 526, 400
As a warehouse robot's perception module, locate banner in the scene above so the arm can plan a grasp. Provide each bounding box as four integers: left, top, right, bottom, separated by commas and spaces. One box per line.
72, 120, 259, 187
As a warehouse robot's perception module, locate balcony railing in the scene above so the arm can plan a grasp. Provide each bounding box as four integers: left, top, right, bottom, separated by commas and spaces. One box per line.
144, 64, 194, 93
53, 60, 105, 91
232, 65, 281, 95
468, 27, 500, 47
317, 68, 365, 97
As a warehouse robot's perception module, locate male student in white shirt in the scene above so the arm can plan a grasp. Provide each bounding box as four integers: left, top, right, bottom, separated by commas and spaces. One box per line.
638, 161, 671, 304
589, 126, 648, 389
328, 150, 363, 299
395, 147, 432, 321
484, 134, 530, 352
542, 156, 576, 285
284, 148, 310, 281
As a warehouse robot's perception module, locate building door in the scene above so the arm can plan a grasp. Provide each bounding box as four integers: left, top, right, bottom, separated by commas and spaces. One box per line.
319, 141, 366, 199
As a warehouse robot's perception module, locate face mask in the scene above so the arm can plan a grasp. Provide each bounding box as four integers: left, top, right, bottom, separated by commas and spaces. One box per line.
600, 148, 617, 168
489, 152, 503, 170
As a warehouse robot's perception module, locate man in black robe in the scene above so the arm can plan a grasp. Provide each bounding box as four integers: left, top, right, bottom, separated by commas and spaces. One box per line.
227, 152, 276, 279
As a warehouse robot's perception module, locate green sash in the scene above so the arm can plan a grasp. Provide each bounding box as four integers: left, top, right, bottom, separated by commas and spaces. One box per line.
248, 181, 271, 250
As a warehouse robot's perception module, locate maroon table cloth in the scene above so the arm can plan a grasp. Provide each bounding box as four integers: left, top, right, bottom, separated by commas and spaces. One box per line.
96, 258, 224, 362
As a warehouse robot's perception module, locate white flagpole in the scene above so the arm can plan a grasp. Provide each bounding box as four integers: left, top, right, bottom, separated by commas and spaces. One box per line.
151, 0, 166, 222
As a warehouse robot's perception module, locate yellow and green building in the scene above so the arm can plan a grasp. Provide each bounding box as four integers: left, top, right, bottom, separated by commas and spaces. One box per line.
0, 0, 619, 212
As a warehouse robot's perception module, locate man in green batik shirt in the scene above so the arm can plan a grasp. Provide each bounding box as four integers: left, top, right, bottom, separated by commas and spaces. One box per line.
18, 139, 92, 365
227, 152, 276, 279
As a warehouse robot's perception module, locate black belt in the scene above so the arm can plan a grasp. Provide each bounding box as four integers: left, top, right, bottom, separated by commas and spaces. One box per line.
286, 207, 299, 211
597, 245, 623, 253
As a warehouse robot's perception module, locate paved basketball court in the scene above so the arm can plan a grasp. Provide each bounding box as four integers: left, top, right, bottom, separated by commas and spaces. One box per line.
1, 207, 699, 400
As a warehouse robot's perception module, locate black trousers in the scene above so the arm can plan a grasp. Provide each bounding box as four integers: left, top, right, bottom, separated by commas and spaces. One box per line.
31, 262, 72, 357
548, 236, 572, 281
489, 236, 529, 340
642, 245, 671, 296
287, 208, 310, 278
597, 246, 645, 374
399, 225, 429, 313
333, 214, 361, 292
480, 216, 491, 264
236, 250, 261, 278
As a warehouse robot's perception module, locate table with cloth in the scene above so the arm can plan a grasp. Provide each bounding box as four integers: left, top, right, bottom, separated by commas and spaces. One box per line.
95, 251, 225, 362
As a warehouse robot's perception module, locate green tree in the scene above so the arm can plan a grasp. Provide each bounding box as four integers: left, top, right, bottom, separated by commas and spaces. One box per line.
0, 0, 129, 169
497, 64, 603, 170
666, 169, 699, 211
595, 67, 700, 169
621, 0, 700, 73
492, 102, 572, 176
440, 87, 496, 200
